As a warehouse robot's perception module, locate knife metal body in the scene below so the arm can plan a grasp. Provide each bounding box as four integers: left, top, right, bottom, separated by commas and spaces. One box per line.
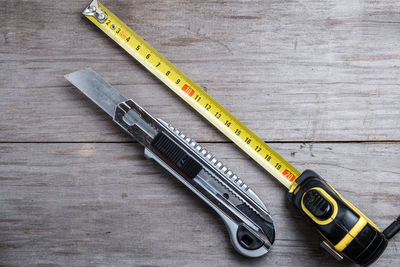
65, 68, 275, 257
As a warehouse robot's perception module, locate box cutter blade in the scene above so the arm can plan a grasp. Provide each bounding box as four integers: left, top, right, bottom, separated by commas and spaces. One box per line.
65, 68, 275, 257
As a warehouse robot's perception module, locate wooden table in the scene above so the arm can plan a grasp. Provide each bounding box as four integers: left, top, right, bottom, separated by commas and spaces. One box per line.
1, 0, 399, 266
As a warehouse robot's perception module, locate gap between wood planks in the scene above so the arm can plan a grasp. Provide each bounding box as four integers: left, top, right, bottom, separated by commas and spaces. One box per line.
0, 140, 399, 144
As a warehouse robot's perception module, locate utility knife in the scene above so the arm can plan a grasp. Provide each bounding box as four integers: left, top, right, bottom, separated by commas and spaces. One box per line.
65, 68, 275, 257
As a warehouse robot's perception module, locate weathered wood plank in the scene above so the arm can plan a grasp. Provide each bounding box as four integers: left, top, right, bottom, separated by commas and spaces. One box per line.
1, 0, 399, 266
0, 142, 398, 266
1, 0, 400, 142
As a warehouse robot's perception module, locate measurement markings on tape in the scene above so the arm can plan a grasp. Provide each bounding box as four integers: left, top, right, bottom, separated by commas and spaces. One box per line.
83, 0, 300, 188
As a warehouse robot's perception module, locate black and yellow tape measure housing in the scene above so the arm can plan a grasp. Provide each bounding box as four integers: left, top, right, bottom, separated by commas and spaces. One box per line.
289, 170, 388, 265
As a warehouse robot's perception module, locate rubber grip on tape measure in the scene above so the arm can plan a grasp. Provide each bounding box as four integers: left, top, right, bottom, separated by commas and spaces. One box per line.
288, 170, 388, 265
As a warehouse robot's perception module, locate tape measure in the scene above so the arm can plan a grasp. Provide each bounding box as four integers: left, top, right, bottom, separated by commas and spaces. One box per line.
82, 0, 300, 189
82, 1, 398, 265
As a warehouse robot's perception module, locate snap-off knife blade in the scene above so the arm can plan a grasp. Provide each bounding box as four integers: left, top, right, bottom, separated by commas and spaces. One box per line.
65, 68, 275, 257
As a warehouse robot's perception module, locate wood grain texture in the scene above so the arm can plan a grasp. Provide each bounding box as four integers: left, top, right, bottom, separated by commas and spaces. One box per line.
0, 0, 399, 266
1, 0, 400, 142
0, 143, 399, 266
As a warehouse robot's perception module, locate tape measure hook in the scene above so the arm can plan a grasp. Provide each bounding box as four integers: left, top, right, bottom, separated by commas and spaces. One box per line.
83, 0, 107, 23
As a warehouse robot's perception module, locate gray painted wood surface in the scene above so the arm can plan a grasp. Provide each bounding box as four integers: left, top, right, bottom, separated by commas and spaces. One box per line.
0, 0, 399, 266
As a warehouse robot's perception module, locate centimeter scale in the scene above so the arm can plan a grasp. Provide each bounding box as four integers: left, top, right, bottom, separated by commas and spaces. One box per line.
81, 1, 399, 265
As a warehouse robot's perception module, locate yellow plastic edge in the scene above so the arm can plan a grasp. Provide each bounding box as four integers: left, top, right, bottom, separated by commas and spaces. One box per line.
329, 184, 380, 231
334, 216, 367, 252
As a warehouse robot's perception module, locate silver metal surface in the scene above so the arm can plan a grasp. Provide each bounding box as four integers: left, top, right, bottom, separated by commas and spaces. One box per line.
321, 241, 344, 261
82, 0, 107, 23
167, 124, 252, 193
65, 68, 126, 117
198, 169, 243, 206
165, 122, 273, 224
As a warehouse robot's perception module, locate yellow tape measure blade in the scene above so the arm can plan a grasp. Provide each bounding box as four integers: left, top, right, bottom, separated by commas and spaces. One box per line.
83, 0, 300, 188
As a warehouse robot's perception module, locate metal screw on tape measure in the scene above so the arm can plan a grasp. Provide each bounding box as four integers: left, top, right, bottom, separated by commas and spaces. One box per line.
82, 0, 107, 23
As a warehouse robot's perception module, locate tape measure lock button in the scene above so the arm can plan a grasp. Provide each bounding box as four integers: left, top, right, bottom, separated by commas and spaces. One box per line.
303, 189, 333, 220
